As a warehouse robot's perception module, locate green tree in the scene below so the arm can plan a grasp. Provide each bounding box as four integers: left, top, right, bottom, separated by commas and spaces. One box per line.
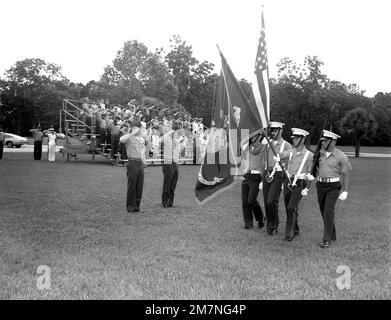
340, 108, 378, 157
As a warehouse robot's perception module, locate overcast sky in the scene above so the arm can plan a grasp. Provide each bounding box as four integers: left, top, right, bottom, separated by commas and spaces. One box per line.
1, 0, 390, 97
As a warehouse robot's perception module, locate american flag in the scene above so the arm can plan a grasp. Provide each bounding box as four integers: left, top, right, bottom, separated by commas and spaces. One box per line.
253, 7, 270, 128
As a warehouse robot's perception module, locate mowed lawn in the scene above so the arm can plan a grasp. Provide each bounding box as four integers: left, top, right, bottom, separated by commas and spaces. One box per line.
0, 150, 390, 300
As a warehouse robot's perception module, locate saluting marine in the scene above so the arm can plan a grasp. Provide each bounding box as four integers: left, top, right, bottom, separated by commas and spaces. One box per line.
120, 119, 149, 213
311, 130, 352, 248
261, 122, 292, 235
277, 128, 314, 241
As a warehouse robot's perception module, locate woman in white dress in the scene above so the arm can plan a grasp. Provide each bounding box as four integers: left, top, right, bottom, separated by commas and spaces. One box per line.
44, 126, 57, 162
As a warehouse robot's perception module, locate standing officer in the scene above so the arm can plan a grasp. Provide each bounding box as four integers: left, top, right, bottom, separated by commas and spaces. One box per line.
29, 126, 44, 160
241, 133, 266, 229
0, 126, 5, 160
161, 121, 185, 208
261, 122, 292, 235
277, 128, 314, 241
313, 130, 352, 248
120, 119, 149, 213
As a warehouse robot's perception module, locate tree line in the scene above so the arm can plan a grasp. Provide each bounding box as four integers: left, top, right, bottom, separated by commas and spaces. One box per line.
0, 35, 390, 155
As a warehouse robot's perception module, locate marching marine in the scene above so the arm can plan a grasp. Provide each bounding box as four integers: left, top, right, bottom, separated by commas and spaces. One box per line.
311, 130, 352, 248
277, 128, 313, 241
261, 122, 292, 235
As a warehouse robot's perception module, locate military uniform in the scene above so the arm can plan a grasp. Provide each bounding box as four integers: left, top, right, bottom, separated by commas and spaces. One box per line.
241, 134, 265, 229
161, 126, 185, 207
282, 128, 313, 241
120, 121, 149, 213
262, 122, 292, 234
315, 130, 352, 248
30, 128, 44, 160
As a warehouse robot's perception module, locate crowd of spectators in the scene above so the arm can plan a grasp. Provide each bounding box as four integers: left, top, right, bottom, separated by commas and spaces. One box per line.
74, 98, 206, 161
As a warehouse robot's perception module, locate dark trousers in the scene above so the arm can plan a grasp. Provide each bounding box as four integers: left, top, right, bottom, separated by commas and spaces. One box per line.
126, 160, 144, 211
283, 178, 306, 238
111, 134, 120, 159
34, 141, 43, 160
263, 171, 284, 232
99, 128, 107, 148
162, 163, 178, 206
120, 143, 128, 160
241, 173, 264, 228
0, 141, 3, 159
316, 181, 341, 241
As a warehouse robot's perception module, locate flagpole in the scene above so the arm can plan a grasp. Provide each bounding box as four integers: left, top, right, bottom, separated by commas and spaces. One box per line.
217, 46, 288, 172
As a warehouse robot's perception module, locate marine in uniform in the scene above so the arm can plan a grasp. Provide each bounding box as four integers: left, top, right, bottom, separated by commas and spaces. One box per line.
120, 119, 149, 213
313, 130, 352, 248
262, 122, 292, 235
278, 128, 314, 241
161, 121, 185, 208
241, 133, 266, 229
29, 126, 44, 160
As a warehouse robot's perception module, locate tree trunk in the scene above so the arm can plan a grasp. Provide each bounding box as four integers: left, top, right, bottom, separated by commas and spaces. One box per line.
355, 139, 360, 158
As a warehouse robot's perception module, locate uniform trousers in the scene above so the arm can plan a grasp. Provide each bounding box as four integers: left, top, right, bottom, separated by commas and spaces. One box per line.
283, 178, 306, 238
34, 141, 43, 160
316, 181, 341, 241
162, 163, 178, 206
0, 141, 3, 159
263, 171, 284, 232
111, 134, 120, 159
126, 159, 144, 212
241, 172, 264, 228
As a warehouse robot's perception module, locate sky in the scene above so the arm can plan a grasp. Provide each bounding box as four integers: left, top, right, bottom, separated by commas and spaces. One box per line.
0, 0, 390, 97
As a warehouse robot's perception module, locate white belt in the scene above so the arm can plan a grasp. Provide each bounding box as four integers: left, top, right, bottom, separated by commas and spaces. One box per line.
318, 177, 340, 183
250, 170, 262, 174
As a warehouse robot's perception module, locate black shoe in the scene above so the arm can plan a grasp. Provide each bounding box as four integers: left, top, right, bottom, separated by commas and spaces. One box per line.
128, 209, 137, 213
267, 229, 273, 235
271, 229, 278, 235
284, 236, 293, 241
257, 221, 265, 229
162, 204, 168, 208
320, 240, 330, 248
243, 225, 253, 230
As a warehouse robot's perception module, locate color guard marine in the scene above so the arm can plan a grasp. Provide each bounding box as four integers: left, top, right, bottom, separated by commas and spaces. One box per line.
276, 128, 314, 241
311, 130, 352, 248
261, 122, 292, 235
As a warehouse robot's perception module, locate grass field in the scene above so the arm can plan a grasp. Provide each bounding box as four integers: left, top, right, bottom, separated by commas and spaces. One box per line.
0, 150, 390, 299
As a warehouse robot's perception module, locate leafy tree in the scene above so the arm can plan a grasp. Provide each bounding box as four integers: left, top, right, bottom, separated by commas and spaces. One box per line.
100, 40, 178, 105
340, 108, 378, 157
165, 35, 216, 125
0, 58, 73, 135
371, 92, 391, 146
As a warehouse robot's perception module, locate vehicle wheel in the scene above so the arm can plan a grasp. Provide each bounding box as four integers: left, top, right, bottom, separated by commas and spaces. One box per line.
15, 145, 22, 148
6, 141, 13, 148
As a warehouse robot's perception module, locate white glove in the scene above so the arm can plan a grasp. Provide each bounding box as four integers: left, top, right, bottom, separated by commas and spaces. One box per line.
301, 188, 309, 196
338, 191, 348, 201
306, 173, 315, 181
261, 137, 268, 145
273, 154, 280, 162
259, 182, 263, 190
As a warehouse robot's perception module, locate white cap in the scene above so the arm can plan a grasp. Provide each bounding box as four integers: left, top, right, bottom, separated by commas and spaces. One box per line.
291, 128, 309, 137
269, 121, 284, 129
321, 130, 341, 140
